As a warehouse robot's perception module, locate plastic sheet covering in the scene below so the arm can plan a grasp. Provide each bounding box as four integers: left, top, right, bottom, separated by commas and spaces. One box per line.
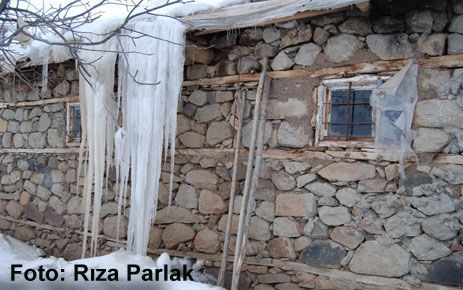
371, 61, 419, 178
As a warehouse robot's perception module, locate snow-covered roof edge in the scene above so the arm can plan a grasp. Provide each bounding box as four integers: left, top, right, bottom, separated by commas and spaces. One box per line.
182, 0, 369, 31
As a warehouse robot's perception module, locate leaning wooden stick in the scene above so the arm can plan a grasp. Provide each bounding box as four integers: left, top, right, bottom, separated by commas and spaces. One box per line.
217, 90, 246, 287
231, 58, 269, 290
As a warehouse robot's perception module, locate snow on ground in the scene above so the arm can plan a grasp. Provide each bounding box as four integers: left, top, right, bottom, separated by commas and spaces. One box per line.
0, 234, 223, 290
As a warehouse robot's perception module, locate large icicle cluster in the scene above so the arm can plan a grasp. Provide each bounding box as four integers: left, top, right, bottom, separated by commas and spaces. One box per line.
78, 17, 185, 256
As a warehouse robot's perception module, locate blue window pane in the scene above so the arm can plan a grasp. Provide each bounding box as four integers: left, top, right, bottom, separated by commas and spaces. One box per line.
328, 89, 373, 138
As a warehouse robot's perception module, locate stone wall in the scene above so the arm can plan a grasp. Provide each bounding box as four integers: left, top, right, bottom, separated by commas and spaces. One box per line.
1, 0, 463, 289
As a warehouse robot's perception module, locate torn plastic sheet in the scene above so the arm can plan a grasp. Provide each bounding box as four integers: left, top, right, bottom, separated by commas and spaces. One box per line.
371, 60, 419, 178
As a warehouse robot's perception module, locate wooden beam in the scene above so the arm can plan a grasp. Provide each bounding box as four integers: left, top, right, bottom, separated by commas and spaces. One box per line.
182, 54, 463, 87
0, 148, 80, 154
434, 154, 463, 165
0, 96, 78, 108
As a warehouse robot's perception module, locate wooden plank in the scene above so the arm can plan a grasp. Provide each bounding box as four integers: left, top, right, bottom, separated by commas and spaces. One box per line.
325, 150, 402, 162
182, 54, 463, 87
0, 148, 80, 154
0, 96, 78, 108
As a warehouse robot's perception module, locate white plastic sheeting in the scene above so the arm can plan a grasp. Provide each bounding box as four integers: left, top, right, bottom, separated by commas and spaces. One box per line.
371, 61, 419, 177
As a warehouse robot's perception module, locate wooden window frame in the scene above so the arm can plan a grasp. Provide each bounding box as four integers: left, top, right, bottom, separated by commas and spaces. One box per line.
65, 102, 82, 146
315, 75, 389, 148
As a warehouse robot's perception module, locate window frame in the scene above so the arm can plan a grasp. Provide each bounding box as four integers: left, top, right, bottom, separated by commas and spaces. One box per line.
315, 75, 389, 148
65, 102, 82, 146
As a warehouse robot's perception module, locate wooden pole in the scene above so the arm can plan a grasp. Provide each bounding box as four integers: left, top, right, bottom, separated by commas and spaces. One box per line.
217, 90, 246, 287
231, 58, 269, 290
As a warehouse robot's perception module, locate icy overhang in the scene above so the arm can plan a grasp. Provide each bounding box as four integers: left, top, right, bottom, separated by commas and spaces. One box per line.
5, 0, 369, 71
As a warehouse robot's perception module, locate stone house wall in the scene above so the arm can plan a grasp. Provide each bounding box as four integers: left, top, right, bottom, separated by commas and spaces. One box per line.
1, 0, 463, 289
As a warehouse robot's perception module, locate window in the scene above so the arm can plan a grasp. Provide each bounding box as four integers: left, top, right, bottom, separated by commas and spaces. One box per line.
315, 75, 388, 147
66, 102, 82, 145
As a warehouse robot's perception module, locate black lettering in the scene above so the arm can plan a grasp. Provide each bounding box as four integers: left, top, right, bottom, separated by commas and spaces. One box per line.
24, 269, 36, 281
169, 269, 181, 281
127, 264, 140, 281
74, 264, 89, 281
107, 269, 118, 281
163, 264, 168, 281
155, 268, 162, 281
44, 268, 59, 281
141, 269, 152, 281
11, 264, 22, 281
183, 265, 194, 281
95, 269, 106, 281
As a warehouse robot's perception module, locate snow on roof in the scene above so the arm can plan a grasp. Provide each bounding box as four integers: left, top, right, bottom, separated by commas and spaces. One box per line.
4, 0, 368, 70
183, 0, 369, 31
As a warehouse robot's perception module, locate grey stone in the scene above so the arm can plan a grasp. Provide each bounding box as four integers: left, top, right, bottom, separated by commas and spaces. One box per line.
305, 182, 336, 197
426, 252, 463, 287
283, 161, 310, 175
23, 180, 36, 194
417, 34, 447, 56
448, 33, 463, 55
263, 27, 281, 43
24, 203, 43, 223
357, 179, 387, 193
413, 128, 450, 153
419, 68, 451, 95
2, 132, 12, 147
19, 122, 32, 133
330, 226, 364, 249
258, 273, 291, 284
185, 169, 218, 190
273, 217, 300, 237
53, 80, 70, 96
206, 121, 232, 146
318, 206, 351, 226
271, 52, 294, 71
51, 183, 64, 197
47, 129, 64, 147
451, 0, 463, 13
242, 120, 272, 148
238, 29, 263, 46
228, 46, 252, 61
422, 215, 460, 241
277, 121, 309, 148
303, 218, 329, 238
188, 90, 208, 106
175, 184, 197, 209
44, 208, 64, 227
67, 196, 82, 214
13, 134, 24, 148
449, 14, 463, 34
433, 11, 449, 32
214, 91, 234, 103
179, 131, 205, 148
49, 196, 65, 215
255, 201, 275, 222
198, 189, 226, 214
38, 114, 51, 131
155, 206, 203, 224
194, 104, 221, 123
13, 226, 35, 241
349, 241, 410, 277
37, 185, 52, 200
371, 194, 400, 218
275, 193, 317, 218
271, 171, 296, 191
5, 201, 23, 218
186, 65, 207, 80
51, 170, 65, 183
7, 121, 19, 133
279, 25, 312, 49
335, 188, 361, 207
312, 27, 329, 45
294, 43, 321, 66
237, 57, 259, 74
28, 132, 46, 148
410, 194, 455, 216
325, 34, 363, 63
311, 12, 347, 27
318, 162, 375, 182
439, 160, 462, 182
249, 216, 271, 241
194, 228, 219, 254
366, 34, 414, 60
296, 174, 317, 188
409, 234, 451, 261
339, 17, 372, 36
300, 240, 346, 269
405, 10, 433, 33
183, 103, 196, 117
415, 100, 463, 128
255, 42, 278, 58
100, 202, 118, 218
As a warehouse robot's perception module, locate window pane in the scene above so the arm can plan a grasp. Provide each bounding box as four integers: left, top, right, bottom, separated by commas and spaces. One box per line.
350, 124, 372, 136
